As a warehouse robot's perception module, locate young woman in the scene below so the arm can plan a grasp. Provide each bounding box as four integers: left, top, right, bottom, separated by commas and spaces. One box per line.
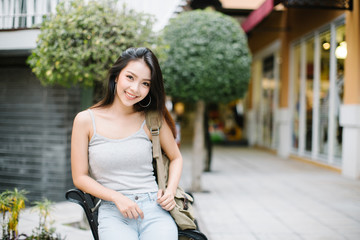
71, 47, 182, 239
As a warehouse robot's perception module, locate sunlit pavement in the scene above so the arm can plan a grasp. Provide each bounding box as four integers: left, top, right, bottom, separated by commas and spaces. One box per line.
17, 200, 92, 240
183, 146, 360, 240
15, 146, 360, 240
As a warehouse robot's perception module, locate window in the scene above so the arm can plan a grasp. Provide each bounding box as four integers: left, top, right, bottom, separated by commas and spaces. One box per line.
318, 30, 331, 157
305, 38, 314, 153
262, 55, 275, 148
290, 19, 345, 166
334, 25, 345, 160
292, 45, 301, 150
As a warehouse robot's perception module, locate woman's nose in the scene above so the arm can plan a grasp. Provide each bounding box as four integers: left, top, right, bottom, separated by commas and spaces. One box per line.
130, 82, 140, 93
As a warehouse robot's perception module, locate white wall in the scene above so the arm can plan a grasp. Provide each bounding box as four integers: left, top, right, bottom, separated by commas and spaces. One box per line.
0, 29, 40, 50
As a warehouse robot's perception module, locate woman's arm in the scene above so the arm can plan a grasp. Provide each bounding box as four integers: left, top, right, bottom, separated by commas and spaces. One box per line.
156, 119, 183, 211
71, 111, 144, 219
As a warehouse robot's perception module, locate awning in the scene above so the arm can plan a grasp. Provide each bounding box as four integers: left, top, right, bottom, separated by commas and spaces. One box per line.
241, 0, 275, 33
283, 0, 352, 10
240, 0, 353, 33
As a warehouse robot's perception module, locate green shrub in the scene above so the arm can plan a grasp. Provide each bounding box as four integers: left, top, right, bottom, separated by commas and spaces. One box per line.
0, 189, 63, 240
27, 0, 157, 88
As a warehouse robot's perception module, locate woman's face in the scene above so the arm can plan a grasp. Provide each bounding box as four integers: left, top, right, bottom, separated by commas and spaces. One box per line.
115, 60, 151, 107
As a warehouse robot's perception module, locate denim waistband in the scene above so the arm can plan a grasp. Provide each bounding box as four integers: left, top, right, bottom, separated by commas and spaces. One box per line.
101, 191, 158, 205
123, 191, 158, 202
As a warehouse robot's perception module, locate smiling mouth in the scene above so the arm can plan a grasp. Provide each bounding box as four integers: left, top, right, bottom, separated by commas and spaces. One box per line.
125, 91, 138, 100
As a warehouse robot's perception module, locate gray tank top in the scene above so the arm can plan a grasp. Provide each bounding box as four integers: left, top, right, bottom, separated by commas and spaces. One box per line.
87, 109, 158, 194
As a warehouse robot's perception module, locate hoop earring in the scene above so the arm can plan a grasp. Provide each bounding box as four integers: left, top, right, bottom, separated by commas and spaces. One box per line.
139, 95, 151, 108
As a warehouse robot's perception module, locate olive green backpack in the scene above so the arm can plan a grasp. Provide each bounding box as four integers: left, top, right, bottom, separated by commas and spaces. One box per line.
146, 111, 197, 230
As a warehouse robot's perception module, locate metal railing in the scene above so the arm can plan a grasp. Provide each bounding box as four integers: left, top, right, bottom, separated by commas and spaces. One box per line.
0, 0, 60, 30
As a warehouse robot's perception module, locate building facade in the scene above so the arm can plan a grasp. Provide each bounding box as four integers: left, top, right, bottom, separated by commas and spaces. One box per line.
243, 0, 359, 179
0, 0, 83, 202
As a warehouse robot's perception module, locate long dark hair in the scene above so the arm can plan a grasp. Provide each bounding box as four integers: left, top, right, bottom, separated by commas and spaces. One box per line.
94, 47, 176, 137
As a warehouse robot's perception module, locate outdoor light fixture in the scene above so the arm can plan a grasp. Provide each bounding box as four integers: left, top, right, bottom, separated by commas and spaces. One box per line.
322, 41, 330, 50
174, 102, 185, 116
335, 41, 347, 59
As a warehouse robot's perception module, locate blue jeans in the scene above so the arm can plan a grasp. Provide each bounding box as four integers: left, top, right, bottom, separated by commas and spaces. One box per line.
98, 192, 178, 240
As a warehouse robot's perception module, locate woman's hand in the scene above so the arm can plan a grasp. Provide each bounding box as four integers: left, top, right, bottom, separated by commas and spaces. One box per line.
157, 189, 176, 211
112, 192, 144, 219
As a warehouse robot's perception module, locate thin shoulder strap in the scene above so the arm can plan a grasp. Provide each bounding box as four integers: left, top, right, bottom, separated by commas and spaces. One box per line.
140, 119, 146, 129
87, 109, 96, 134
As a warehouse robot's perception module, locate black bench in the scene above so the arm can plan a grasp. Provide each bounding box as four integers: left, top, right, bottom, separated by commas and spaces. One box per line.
65, 189, 208, 240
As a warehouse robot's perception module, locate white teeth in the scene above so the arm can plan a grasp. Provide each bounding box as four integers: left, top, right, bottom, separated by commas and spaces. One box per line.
126, 92, 137, 99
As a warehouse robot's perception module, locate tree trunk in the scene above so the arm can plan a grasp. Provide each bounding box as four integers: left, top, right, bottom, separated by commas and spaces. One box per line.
204, 106, 213, 172
191, 100, 206, 192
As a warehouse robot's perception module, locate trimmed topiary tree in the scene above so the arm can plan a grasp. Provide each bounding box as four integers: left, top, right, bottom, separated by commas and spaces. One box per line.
27, 0, 157, 89
162, 9, 251, 191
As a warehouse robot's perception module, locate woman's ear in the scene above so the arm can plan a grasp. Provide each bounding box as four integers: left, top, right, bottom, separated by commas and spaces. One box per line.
115, 74, 120, 83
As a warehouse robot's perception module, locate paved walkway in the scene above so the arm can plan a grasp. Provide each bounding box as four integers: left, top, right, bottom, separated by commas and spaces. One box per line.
15, 146, 360, 240
185, 146, 360, 240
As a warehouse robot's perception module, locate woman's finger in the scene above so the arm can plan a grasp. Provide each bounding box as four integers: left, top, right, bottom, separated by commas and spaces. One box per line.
157, 189, 164, 199
162, 199, 176, 211
129, 209, 139, 219
136, 206, 144, 219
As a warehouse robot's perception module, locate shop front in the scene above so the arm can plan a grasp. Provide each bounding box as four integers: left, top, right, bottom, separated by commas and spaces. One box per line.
249, 41, 280, 151
244, 0, 360, 179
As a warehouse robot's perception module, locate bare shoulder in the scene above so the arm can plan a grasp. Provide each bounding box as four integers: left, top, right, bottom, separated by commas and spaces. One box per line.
73, 109, 92, 128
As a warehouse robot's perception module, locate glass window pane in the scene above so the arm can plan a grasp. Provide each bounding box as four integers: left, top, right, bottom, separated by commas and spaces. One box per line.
334, 24, 345, 159
305, 38, 314, 152
292, 45, 301, 150
262, 55, 275, 148
318, 30, 331, 156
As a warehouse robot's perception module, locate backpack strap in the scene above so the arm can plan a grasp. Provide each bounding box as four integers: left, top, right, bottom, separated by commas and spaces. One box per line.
145, 111, 162, 159
146, 111, 167, 190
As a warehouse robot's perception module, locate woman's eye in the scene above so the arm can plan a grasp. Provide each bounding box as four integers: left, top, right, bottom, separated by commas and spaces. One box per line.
143, 82, 150, 87
127, 75, 134, 80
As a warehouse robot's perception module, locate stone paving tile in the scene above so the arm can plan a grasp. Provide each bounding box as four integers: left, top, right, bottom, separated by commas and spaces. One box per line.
300, 233, 349, 240
210, 233, 259, 240
343, 233, 360, 240
254, 233, 304, 240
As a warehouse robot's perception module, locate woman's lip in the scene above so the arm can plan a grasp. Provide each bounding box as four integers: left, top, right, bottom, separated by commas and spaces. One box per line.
125, 91, 138, 99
